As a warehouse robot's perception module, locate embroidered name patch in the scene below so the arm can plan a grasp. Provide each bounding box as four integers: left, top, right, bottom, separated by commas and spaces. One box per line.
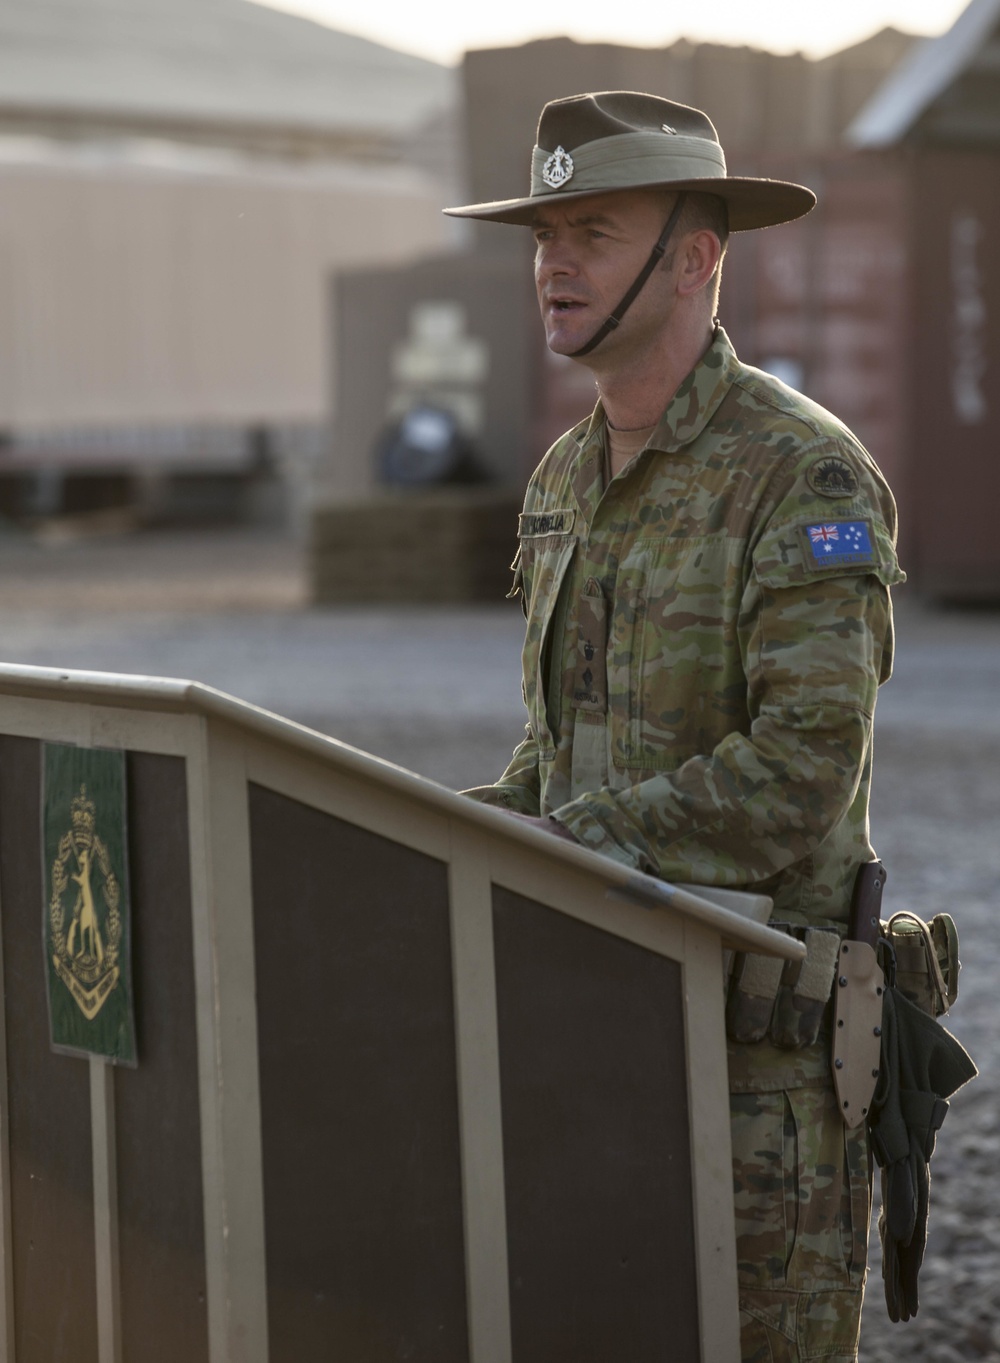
802, 521, 875, 567
519, 509, 576, 538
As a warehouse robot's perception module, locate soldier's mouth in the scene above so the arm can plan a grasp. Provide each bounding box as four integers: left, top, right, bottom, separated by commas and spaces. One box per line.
552, 298, 585, 311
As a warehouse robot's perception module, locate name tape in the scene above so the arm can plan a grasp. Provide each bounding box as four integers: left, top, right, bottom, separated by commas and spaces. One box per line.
519, 509, 576, 538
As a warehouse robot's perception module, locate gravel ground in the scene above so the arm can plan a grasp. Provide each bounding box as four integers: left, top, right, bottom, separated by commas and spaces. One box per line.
0, 523, 528, 789
0, 522, 995, 1358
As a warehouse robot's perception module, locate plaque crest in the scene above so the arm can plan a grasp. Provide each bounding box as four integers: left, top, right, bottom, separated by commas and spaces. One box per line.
541, 146, 574, 190
43, 745, 135, 1063
50, 785, 122, 1020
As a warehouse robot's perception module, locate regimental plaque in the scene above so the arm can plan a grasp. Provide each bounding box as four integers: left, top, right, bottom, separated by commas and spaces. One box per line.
42, 744, 136, 1063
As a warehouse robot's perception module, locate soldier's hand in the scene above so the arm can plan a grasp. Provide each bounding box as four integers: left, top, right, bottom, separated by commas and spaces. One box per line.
505, 812, 578, 842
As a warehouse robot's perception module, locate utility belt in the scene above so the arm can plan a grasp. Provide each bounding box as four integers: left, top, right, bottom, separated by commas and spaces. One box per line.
725, 912, 961, 1049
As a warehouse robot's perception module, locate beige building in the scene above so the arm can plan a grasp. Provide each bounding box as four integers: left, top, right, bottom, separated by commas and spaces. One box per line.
0, 0, 453, 161
0, 0, 458, 512
0, 144, 449, 432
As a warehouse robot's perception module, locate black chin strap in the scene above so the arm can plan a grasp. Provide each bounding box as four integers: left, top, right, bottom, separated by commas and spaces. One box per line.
570, 192, 688, 359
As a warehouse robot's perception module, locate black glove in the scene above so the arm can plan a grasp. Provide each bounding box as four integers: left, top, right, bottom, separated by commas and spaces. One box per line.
877, 1089, 948, 1321
868, 987, 976, 1322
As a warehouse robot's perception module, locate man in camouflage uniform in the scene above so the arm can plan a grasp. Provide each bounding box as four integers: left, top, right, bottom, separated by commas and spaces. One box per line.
446, 91, 904, 1362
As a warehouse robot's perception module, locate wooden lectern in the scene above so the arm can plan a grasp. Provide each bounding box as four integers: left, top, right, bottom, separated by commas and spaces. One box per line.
0, 664, 802, 1363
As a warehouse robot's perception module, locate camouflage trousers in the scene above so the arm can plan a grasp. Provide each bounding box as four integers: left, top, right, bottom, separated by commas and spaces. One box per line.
731, 1080, 871, 1362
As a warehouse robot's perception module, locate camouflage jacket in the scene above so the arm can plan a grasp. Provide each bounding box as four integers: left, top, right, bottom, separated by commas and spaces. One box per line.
466, 327, 904, 928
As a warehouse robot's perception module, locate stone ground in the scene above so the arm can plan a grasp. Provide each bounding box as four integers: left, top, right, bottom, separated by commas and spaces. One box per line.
0, 520, 996, 1359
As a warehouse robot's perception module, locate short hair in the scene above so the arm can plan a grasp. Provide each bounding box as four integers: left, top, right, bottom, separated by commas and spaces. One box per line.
655, 190, 729, 308
679, 192, 729, 251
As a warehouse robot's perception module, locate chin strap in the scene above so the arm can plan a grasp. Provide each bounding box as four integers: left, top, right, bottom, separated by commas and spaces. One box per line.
570, 192, 688, 359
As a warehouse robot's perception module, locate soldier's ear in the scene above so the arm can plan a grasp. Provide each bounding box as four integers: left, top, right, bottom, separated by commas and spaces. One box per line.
676, 229, 722, 299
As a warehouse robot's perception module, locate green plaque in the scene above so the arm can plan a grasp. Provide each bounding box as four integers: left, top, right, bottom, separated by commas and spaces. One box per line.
43, 744, 136, 1064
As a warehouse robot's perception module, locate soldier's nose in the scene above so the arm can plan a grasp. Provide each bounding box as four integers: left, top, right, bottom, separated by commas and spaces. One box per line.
536, 245, 578, 282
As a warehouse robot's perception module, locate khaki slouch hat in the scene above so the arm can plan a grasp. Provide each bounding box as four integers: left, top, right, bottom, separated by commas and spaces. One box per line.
445, 90, 816, 231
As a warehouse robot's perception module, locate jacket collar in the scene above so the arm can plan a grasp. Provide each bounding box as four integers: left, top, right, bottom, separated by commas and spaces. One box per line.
579, 324, 740, 456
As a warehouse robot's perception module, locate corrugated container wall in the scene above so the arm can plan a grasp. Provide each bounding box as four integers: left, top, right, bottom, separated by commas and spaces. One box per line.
718, 153, 912, 552
908, 149, 999, 597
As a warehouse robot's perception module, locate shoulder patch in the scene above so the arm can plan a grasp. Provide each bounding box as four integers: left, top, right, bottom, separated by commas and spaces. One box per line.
519, 509, 576, 538
806, 456, 859, 499
801, 520, 875, 568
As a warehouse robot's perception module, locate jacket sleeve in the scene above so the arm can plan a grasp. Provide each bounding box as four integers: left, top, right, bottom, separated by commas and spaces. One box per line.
550, 512, 903, 888
462, 726, 542, 814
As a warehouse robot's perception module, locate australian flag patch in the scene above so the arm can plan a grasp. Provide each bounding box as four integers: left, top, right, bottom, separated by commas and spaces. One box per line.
803, 520, 876, 567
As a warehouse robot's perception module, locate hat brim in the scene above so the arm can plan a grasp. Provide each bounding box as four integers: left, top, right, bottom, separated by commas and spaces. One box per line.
444, 176, 816, 232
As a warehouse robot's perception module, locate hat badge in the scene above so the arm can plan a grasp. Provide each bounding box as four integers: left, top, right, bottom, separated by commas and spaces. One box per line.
541, 145, 574, 190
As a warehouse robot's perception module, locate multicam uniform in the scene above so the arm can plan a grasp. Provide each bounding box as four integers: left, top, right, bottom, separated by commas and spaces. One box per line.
465, 326, 905, 1362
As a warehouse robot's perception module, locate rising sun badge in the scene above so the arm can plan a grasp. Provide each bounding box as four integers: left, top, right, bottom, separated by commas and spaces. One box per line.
806, 456, 860, 499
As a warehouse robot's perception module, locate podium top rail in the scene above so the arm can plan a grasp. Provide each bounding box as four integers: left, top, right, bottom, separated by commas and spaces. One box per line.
0, 661, 803, 961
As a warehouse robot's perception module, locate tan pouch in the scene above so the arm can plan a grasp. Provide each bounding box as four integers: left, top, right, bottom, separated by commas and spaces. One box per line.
881, 912, 959, 1018
770, 927, 841, 1049
725, 926, 840, 1048
725, 951, 785, 1044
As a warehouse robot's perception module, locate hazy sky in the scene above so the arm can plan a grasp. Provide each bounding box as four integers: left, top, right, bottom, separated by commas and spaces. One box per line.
252, 0, 970, 63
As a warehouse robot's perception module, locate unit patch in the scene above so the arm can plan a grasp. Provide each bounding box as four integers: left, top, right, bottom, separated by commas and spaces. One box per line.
519, 509, 576, 538
802, 521, 875, 567
806, 457, 860, 499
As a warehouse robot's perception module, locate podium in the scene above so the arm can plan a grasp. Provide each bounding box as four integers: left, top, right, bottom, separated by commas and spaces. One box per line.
0, 664, 802, 1363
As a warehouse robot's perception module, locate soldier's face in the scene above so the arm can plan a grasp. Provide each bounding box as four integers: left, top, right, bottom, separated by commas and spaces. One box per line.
532, 190, 678, 360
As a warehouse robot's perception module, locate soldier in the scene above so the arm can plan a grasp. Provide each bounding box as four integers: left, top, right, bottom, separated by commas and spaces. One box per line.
446, 92, 905, 1362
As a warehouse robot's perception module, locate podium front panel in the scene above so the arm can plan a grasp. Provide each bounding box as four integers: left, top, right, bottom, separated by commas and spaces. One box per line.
492, 885, 699, 1363
0, 738, 209, 1363
0, 736, 99, 1363
249, 785, 470, 1363
116, 752, 208, 1363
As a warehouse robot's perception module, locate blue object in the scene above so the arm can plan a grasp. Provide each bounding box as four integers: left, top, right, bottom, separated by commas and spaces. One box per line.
805, 521, 875, 566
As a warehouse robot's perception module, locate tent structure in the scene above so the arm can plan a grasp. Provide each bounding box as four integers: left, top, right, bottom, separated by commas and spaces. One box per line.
0, 0, 458, 500
0, 0, 455, 156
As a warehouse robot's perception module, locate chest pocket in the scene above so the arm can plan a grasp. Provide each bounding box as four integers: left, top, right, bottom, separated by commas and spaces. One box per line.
608, 535, 749, 769
520, 534, 577, 756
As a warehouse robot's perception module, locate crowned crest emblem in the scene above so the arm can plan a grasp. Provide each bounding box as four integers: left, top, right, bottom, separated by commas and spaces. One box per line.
541, 145, 574, 190
49, 783, 123, 1021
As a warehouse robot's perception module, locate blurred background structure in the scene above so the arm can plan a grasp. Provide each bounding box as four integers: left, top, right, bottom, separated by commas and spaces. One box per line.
0, 0, 997, 595
0, 0, 457, 524
319, 0, 1000, 599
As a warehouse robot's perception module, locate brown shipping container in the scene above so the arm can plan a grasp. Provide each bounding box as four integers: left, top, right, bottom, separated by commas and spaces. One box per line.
908, 149, 1000, 597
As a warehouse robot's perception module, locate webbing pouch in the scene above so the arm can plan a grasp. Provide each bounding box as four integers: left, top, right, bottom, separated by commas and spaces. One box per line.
726, 925, 840, 1048
726, 951, 784, 1044
771, 927, 841, 1049
880, 912, 960, 1018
